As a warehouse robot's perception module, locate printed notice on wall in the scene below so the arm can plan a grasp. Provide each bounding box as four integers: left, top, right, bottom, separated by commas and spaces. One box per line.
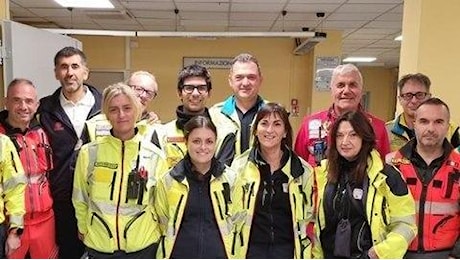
315, 56, 340, 91
183, 57, 233, 69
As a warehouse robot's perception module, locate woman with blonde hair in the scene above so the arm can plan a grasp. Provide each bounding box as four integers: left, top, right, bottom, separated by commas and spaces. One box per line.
72, 82, 168, 258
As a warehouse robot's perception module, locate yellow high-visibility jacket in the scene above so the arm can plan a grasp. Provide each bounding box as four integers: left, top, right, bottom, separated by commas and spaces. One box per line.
0, 134, 26, 229
154, 157, 237, 258
230, 148, 314, 259
313, 150, 418, 259
72, 132, 168, 253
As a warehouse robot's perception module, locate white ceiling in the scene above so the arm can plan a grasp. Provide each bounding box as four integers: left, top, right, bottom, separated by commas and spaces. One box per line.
9, 0, 403, 67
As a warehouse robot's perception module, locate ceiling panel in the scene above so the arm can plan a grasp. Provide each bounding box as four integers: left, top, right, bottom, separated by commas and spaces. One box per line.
7, 0, 406, 67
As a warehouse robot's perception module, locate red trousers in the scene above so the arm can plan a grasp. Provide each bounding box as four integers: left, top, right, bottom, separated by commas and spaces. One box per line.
8, 210, 58, 259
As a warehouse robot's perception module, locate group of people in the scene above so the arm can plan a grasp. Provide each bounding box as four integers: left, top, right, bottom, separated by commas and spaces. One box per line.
0, 46, 457, 259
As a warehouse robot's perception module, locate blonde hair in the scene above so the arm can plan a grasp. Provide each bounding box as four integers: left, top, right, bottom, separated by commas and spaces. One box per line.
102, 82, 142, 122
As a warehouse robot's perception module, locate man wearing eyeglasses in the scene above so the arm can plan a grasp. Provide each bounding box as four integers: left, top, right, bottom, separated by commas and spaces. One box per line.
386, 73, 460, 151
159, 64, 235, 168
84, 71, 160, 142
127, 71, 160, 122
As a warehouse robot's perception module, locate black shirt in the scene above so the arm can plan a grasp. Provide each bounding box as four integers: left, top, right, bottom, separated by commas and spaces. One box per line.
247, 147, 294, 258
235, 97, 263, 153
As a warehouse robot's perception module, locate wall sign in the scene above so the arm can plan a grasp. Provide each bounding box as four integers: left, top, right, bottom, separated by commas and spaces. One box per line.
314, 56, 340, 91
183, 57, 233, 69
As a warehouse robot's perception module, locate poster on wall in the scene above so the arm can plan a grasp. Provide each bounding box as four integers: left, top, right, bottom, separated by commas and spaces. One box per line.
183, 57, 233, 69
315, 56, 340, 91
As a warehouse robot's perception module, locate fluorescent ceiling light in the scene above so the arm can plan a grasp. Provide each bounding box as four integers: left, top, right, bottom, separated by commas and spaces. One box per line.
45, 29, 134, 37
394, 35, 402, 41
343, 57, 377, 63
54, 0, 114, 8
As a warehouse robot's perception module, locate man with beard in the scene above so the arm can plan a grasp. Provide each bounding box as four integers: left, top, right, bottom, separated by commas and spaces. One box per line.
160, 64, 235, 168
388, 98, 459, 258
37, 47, 102, 258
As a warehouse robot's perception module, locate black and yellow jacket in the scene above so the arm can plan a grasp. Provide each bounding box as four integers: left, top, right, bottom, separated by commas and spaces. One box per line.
154, 156, 237, 258
230, 147, 314, 258
72, 131, 168, 253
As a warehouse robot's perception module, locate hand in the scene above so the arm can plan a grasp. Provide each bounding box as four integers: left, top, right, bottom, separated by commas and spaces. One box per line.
146, 111, 160, 124
367, 248, 379, 259
5, 232, 21, 256
78, 232, 85, 241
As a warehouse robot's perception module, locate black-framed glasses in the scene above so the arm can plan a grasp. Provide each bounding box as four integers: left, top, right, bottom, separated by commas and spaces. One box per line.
399, 91, 430, 101
182, 84, 208, 94
130, 85, 157, 99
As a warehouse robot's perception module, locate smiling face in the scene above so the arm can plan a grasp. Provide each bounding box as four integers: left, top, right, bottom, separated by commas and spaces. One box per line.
414, 103, 449, 149
5, 80, 39, 130
54, 54, 89, 97
228, 61, 262, 103
331, 70, 363, 115
106, 94, 137, 141
399, 79, 431, 120
127, 72, 158, 113
186, 127, 217, 168
256, 112, 287, 151
336, 120, 363, 161
179, 76, 210, 114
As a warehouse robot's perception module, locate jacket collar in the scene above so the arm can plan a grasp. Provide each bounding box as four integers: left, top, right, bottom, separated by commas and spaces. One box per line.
175, 105, 210, 131
248, 146, 304, 179
169, 154, 226, 183
221, 95, 264, 116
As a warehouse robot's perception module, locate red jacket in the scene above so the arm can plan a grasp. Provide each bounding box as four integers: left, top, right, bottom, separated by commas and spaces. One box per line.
392, 140, 460, 253
0, 111, 54, 225
294, 106, 390, 166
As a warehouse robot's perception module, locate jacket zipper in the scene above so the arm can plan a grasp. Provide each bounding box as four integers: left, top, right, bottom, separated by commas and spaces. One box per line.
123, 210, 146, 238
172, 194, 184, 235
91, 212, 113, 238
109, 171, 117, 200
213, 191, 224, 220
432, 215, 454, 234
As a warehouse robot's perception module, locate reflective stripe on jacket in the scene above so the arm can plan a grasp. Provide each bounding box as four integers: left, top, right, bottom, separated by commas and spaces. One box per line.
154, 158, 237, 258
313, 150, 417, 259
230, 148, 314, 259
72, 132, 167, 253
0, 114, 54, 224
392, 148, 460, 252
0, 134, 26, 228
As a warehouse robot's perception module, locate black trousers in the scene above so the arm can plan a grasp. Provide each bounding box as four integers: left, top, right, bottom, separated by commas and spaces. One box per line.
0, 223, 5, 258
86, 243, 158, 259
54, 200, 85, 258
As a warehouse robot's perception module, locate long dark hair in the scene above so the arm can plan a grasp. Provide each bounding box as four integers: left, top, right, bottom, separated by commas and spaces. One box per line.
252, 102, 293, 149
326, 110, 375, 185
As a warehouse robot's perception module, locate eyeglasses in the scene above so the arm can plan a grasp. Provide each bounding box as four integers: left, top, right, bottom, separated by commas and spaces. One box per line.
399, 92, 430, 101
130, 85, 157, 99
182, 84, 208, 94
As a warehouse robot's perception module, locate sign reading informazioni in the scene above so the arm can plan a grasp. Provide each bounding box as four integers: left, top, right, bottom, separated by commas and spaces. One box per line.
183, 57, 233, 69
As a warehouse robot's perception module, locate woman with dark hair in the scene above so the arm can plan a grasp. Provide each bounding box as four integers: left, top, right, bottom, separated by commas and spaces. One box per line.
154, 115, 236, 258
313, 110, 417, 259
230, 102, 314, 259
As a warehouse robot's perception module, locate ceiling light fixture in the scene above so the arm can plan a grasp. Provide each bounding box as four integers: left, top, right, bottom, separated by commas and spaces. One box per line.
394, 35, 402, 41
45, 28, 135, 36
343, 57, 377, 63
54, 0, 114, 8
